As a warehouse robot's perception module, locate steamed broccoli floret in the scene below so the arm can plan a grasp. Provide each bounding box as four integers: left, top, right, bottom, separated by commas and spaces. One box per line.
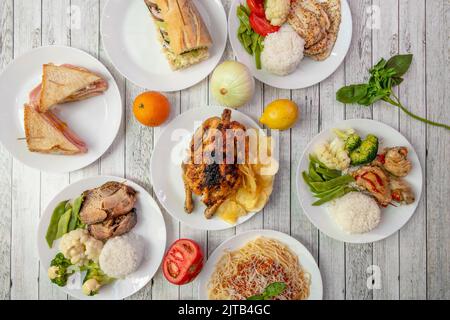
333, 128, 362, 152
81, 262, 115, 296
350, 134, 379, 165
48, 253, 74, 287
345, 134, 362, 152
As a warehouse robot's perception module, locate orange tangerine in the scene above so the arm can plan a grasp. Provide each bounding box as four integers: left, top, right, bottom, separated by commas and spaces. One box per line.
133, 91, 170, 127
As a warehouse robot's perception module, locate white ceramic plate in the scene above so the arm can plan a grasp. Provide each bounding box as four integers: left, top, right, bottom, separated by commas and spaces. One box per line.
0, 46, 122, 173
228, 0, 352, 89
101, 0, 227, 91
198, 229, 323, 300
151, 106, 264, 230
37, 176, 167, 300
296, 119, 423, 243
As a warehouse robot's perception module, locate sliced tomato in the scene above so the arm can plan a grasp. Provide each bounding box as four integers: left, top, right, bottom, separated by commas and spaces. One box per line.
249, 12, 280, 37
162, 239, 204, 285
247, 0, 265, 18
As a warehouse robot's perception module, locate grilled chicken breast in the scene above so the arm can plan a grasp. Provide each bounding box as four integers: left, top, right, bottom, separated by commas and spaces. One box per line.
353, 166, 392, 207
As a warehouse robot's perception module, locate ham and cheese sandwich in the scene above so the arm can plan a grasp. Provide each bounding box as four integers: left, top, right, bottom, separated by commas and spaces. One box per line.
29, 64, 108, 113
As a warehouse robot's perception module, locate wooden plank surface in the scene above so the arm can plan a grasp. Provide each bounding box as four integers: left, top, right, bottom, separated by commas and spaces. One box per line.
10, 0, 42, 300
344, 0, 373, 300
398, 0, 427, 300
39, 0, 71, 301
0, 0, 448, 300
372, 0, 400, 300
0, 0, 13, 301
426, 0, 450, 300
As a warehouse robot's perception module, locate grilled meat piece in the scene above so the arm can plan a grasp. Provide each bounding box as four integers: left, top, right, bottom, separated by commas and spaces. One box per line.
288, 4, 325, 48
144, 0, 163, 21
390, 177, 415, 205
353, 166, 392, 207
378, 147, 412, 177
182, 109, 246, 219
88, 210, 137, 241
373, 147, 412, 177
80, 181, 137, 240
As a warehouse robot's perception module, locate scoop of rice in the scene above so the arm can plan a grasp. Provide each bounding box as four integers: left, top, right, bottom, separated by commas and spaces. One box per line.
328, 192, 381, 234
261, 24, 305, 76
99, 233, 144, 278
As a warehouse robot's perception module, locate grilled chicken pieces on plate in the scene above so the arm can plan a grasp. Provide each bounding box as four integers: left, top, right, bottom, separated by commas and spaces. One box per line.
182, 109, 246, 219
352, 166, 392, 207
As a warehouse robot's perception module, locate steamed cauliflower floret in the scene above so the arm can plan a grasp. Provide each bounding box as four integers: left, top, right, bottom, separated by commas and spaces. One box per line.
59, 229, 103, 266
315, 138, 351, 171
82, 279, 101, 296
265, 0, 291, 26
47, 266, 59, 280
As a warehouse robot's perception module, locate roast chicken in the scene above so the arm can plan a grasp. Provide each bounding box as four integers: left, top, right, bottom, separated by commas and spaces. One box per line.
80, 181, 137, 240
182, 109, 246, 219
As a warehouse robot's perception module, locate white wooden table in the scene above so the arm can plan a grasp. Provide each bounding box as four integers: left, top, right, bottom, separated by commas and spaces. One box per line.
0, 0, 449, 300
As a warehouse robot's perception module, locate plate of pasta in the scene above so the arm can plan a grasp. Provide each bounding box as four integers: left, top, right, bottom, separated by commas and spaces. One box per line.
198, 229, 322, 300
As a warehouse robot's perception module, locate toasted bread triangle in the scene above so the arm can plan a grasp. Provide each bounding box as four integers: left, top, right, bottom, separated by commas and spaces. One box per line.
38, 64, 101, 112
24, 105, 83, 155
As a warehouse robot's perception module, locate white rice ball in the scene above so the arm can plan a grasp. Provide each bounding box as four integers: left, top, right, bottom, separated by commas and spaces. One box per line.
99, 233, 144, 278
261, 24, 305, 76
328, 192, 381, 234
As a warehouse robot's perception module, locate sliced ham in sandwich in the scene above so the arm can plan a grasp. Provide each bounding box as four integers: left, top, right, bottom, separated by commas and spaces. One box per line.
30, 64, 108, 113
24, 105, 88, 155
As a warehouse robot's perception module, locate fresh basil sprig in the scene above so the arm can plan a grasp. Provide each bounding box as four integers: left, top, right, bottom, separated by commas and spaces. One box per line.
336, 54, 450, 131
247, 282, 287, 300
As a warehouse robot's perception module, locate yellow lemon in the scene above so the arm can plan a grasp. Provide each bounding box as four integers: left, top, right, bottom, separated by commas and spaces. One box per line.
259, 99, 299, 130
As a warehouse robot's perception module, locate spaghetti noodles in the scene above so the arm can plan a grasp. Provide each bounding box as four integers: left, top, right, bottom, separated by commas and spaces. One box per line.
208, 237, 310, 300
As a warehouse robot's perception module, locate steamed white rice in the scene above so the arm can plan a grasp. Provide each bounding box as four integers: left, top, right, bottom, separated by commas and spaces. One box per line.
328, 192, 381, 234
99, 233, 144, 278
261, 24, 305, 76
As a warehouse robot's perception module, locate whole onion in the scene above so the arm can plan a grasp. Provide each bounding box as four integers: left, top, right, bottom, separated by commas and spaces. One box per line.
210, 61, 255, 108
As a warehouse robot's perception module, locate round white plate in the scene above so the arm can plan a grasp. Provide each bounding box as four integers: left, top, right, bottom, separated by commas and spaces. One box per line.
198, 229, 323, 300
101, 0, 227, 91
37, 176, 167, 300
228, 0, 352, 89
296, 119, 423, 243
151, 106, 263, 230
0, 45, 122, 173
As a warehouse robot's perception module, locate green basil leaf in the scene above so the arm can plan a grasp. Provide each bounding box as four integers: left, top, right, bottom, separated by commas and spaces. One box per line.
247, 295, 264, 300
357, 95, 373, 106
336, 84, 369, 104
386, 54, 413, 77
372, 58, 387, 71
391, 76, 404, 87
368, 93, 388, 104
264, 282, 287, 298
